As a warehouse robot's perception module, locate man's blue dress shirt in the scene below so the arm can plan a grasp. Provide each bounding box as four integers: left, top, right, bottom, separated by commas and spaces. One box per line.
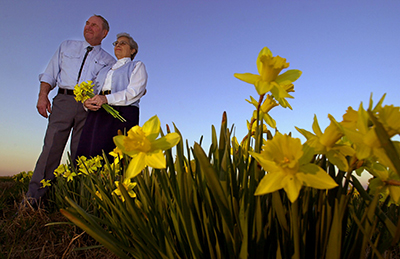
39, 40, 115, 90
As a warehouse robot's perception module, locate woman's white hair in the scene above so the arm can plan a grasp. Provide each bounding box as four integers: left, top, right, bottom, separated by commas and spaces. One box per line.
116, 32, 138, 60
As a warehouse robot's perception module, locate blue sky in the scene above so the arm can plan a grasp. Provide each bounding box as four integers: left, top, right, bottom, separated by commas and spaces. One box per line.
1, 1, 399, 187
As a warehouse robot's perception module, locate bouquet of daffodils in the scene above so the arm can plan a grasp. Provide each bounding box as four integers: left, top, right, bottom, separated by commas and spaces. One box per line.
74, 81, 126, 122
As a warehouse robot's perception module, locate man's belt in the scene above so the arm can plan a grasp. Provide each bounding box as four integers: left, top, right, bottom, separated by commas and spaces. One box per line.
58, 88, 74, 95
58, 88, 111, 96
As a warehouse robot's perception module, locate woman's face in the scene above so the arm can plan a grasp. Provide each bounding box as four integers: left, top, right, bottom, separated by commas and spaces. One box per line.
114, 36, 136, 59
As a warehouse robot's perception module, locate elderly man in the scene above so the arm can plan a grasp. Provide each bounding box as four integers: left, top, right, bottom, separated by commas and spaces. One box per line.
26, 15, 116, 206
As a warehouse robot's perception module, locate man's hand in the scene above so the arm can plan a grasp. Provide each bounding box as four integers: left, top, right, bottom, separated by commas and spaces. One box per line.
37, 95, 52, 118
36, 82, 52, 118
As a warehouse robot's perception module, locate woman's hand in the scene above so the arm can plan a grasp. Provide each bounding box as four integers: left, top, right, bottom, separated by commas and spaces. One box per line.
84, 95, 107, 111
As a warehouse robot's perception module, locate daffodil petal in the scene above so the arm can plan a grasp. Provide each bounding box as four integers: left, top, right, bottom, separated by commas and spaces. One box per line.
234, 73, 260, 85
389, 186, 400, 204
298, 164, 338, 189
373, 148, 395, 172
277, 97, 293, 110
142, 115, 161, 141
126, 152, 146, 179
342, 128, 364, 146
312, 115, 323, 136
245, 96, 258, 108
357, 104, 370, 133
326, 150, 349, 172
255, 172, 284, 196
262, 113, 276, 128
151, 132, 181, 150
282, 175, 303, 203
295, 127, 315, 140
271, 83, 292, 98
113, 135, 125, 150
357, 145, 372, 160
298, 143, 317, 165
145, 150, 167, 169
275, 69, 302, 84
333, 145, 355, 157
370, 163, 389, 179
369, 178, 384, 194
256, 80, 272, 95
250, 151, 280, 172
258, 46, 273, 58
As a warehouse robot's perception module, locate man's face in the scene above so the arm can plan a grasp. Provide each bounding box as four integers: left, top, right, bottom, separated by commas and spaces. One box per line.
83, 16, 108, 46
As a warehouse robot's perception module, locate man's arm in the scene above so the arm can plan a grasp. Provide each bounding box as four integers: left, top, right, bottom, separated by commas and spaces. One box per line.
36, 82, 52, 118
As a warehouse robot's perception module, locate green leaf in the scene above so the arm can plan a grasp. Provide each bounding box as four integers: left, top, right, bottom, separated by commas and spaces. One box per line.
325, 199, 342, 259
193, 143, 233, 229
61, 203, 130, 259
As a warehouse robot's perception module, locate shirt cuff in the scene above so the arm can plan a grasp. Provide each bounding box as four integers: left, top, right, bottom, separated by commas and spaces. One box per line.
105, 94, 114, 105
39, 74, 56, 89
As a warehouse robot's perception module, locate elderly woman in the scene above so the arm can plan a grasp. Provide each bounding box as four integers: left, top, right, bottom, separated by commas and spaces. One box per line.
76, 32, 148, 160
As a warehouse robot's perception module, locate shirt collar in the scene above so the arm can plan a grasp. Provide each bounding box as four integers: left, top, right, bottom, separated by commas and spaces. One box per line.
117, 57, 131, 64
112, 57, 131, 69
83, 41, 101, 52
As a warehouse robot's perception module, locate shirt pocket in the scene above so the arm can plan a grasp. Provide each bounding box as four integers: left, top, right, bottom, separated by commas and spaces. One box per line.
61, 51, 81, 74
92, 59, 108, 76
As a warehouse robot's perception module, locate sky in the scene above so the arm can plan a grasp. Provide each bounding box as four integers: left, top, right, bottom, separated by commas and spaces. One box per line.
1, 1, 399, 187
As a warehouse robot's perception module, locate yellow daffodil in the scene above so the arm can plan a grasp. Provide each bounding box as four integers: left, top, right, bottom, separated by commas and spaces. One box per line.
247, 118, 270, 136
250, 132, 338, 203
95, 191, 103, 201
376, 104, 400, 136
296, 114, 355, 171
175, 157, 196, 173
73, 80, 94, 103
112, 179, 137, 202
108, 147, 123, 172
351, 188, 360, 198
114, 115, 181, 179
13, 171, 33, 183
340, 95, 400, 174
63, 170, 77, 182
342, 103, 384, 160
54, 164, 69, 177
261, 94, 280, 113
232, 136, 253, 158
340, 95, 388, 157
246, 95, 278, 128
234, 47, 302, 108
232, 136, 240, 154
76, 155, 103, 175
340, 106, 358, 130
110, 146, 123, 162
368, 163, 400, 205
40, 179, 51, 188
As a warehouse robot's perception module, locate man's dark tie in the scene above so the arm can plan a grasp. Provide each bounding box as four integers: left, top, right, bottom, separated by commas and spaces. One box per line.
77, 46, 93, 82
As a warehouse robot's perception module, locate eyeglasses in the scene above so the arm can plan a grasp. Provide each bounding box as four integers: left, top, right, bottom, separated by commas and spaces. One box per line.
112, 41, 129, 47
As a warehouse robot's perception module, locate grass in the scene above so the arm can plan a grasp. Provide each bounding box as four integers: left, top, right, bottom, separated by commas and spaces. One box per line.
0, 176, 117, 259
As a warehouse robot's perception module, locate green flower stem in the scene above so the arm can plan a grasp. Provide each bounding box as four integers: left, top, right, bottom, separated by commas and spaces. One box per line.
256, 94, 265, 113
101, 104, 126, 122
254, 94, 265, 153
291, 199, 300, 259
